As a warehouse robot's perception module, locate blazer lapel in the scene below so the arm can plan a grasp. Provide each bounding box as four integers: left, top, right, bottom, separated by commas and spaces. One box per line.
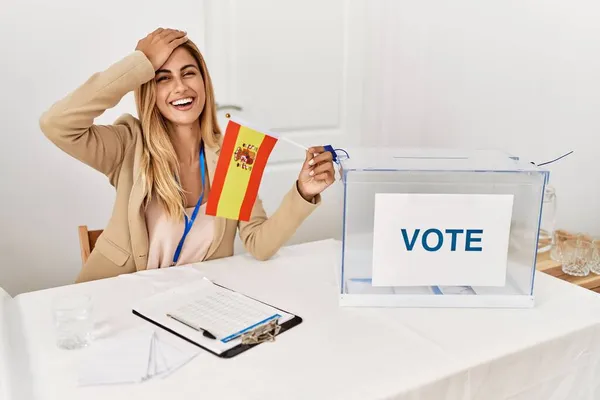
204, 141, 220, 185
128, 133, 149, 271
204, 141, 227, 260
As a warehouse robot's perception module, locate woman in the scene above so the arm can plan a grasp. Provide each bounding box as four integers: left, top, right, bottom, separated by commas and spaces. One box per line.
40, 28, 335, 283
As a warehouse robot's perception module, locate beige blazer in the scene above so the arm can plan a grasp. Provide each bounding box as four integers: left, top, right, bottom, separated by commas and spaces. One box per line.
40, 50, 320, 283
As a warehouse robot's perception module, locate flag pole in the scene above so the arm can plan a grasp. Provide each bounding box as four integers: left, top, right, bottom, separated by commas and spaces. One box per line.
278, 136, 309, 151
225, 113, 309, 151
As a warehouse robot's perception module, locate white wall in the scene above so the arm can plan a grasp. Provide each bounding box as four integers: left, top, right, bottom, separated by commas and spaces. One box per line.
362, 0, 600, 239
2, 0, 599, 295
0, 0, 209, 295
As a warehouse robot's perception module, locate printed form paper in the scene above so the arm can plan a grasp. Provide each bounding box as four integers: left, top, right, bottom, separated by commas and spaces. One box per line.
132, 278, 293, 355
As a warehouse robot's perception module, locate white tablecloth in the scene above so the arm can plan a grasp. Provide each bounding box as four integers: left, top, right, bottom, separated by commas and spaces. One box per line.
5, 239, 600, 399
0, 288, 11, 400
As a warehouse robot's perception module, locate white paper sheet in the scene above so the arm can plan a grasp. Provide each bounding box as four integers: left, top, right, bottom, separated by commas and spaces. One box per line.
132, 278, 294, 355
435, 286, 476, 295
167, 283, 283, 341
78, 327, 199, 386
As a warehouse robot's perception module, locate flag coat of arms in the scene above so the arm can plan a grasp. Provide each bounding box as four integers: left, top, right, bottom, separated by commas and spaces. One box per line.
206, 119, 278, 221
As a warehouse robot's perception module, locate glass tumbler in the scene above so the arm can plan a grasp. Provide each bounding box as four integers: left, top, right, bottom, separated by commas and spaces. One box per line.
561, 239, 592, 277
590, 240, 600, 275
52, 294, 94, 350
551, 229, 572, 263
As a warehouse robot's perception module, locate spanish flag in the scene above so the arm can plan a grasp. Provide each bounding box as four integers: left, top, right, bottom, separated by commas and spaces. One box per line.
206, 119, 278, 221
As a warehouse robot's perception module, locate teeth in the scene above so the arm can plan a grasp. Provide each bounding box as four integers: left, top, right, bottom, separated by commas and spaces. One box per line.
172, 98, 193, 106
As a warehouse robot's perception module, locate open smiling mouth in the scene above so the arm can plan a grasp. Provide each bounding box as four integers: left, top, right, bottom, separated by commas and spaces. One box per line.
170, 97, 195, 111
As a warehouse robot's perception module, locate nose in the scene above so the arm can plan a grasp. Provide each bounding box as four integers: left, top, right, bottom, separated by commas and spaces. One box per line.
172, 76, 187, 94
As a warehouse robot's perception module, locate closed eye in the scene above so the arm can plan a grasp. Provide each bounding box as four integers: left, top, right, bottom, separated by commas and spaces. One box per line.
156, 76, 169, 83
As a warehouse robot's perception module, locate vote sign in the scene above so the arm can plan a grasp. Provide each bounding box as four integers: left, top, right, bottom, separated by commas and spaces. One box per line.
372, 193, 514, 287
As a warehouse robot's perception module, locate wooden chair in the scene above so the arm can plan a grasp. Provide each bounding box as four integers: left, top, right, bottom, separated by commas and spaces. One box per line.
78, 225, 103, 266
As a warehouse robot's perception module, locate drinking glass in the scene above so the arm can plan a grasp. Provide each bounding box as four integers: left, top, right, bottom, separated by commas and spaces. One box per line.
561, 239, 592, 277
590, 240, 600, 275
550, 229, 573, 263
52, 294, 94, 350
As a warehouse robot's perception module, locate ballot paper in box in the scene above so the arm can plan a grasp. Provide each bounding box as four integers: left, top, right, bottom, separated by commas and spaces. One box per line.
336, 148, 549, 308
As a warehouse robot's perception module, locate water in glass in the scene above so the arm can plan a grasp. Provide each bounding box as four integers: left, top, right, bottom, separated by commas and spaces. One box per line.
53, 294, 93, 350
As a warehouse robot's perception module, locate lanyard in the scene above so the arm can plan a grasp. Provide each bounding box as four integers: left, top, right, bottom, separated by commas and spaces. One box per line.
172, 146, 206, 266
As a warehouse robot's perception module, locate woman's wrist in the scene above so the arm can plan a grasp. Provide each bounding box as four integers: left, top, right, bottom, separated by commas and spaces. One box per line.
296, 180, 315, 203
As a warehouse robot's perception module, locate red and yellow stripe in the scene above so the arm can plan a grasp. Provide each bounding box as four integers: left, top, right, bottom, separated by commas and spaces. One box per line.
206, 120, 277, 221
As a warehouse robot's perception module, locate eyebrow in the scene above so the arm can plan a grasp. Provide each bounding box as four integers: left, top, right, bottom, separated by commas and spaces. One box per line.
156, 64, 199, 75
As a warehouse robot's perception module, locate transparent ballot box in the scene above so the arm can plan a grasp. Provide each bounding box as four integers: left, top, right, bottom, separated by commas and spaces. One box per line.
337, 148, 549, 308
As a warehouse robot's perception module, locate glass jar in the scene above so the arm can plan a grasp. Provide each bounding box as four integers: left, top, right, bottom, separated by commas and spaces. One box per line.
538, 185, 556, 253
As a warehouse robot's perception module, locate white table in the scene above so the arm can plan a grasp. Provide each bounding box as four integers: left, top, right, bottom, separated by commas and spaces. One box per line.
1, 287, 12, 400
5, 239, 600, 400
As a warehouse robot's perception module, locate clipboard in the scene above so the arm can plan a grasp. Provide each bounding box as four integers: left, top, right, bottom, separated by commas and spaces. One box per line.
131, 278, 303, 359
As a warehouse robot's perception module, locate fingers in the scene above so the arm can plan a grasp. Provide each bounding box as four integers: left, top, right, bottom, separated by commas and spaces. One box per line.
137, 28, 163, 48
310, 162, 333, 177
150, 27, 164, 37
170, 35, 189, 48
308, 150, 332, 167
165, 29, 186, 43
157, 28, 172, 39
313, 167, 335, 183
301, 145, 336, 185
165, 30, 187, 48
163, 30, 179, 42
151, 28, 185, 41
301, 148, 314, 170
308, 158, 335, 184
304, 146, 331, 167
308, 146, 326, 155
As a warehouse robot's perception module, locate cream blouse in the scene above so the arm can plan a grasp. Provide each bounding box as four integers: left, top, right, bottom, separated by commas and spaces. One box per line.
145, 197, 215, 269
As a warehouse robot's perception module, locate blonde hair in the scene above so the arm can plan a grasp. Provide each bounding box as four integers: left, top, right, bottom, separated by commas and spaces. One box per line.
134, 40, 221, 221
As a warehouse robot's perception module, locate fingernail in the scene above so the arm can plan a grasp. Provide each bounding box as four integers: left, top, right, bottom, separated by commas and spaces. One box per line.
309, 159, 314, 166
309, 170, 315, 176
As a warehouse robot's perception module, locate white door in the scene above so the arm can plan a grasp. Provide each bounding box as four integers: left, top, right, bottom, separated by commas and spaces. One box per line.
203, 0, 367, 249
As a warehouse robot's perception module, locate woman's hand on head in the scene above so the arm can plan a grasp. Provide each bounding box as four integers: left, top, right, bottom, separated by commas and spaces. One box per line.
297, 146, 336, 202
135, 28, 188, 71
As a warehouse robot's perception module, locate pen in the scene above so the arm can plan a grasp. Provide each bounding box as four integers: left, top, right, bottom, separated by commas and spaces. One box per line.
166, 313, 217, 340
